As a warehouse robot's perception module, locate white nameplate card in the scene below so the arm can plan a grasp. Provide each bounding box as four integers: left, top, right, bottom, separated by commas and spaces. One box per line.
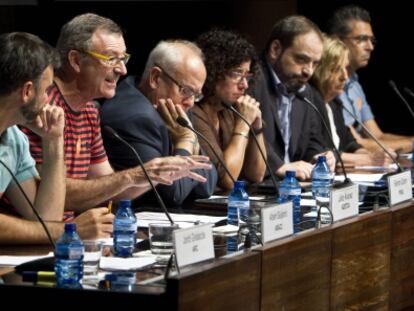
261, 201, 293, 244
387, 170, 413, 206
330, 183, 359, 222
173, 223, 214, 268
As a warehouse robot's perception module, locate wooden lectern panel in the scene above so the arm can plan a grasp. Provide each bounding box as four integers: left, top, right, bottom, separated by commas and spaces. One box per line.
167, 252, 261, 311
260, 229, 332, 311
390, 202, 414, 310
330, 211, 391, 310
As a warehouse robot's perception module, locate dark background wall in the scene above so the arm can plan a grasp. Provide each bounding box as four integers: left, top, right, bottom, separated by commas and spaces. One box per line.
0, 0, 412, 135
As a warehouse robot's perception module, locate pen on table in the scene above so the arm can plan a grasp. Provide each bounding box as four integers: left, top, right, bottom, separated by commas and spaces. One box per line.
108, 200, 113, 214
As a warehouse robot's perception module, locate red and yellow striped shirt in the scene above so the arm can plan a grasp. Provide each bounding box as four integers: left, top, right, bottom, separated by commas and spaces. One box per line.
21, 83, 107, 179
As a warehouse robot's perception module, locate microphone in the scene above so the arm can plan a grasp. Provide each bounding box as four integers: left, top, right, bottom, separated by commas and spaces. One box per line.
221, 101, 279, 196
176, 116, 236, 183
388, 80, 414, 121
294, 92, 350, 183
403, 87, 414, 100
338, 100, 403, 172
103, 126, 175, 225
0, 159, 55, 248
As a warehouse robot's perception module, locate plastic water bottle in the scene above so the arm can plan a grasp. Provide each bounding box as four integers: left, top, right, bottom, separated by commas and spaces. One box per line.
227, 181, 250, 251
278, 170, 302, 233
55, 223, 84, 287
113, 200, 137, 257
311, 155, 333, 225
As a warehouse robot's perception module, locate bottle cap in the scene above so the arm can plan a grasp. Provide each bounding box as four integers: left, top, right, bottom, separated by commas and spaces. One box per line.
286, 170, 296, 178
64, 223, 76, 232
317, 155, 327, 162
119, 199, 131, 208
234, 180, 245, 189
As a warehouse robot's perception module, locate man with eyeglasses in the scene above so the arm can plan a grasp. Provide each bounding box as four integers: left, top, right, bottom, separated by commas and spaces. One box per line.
21, 14, 214, 215
100, 40, 218, 207
329, 4, 413, 152
249, 15, 336, 181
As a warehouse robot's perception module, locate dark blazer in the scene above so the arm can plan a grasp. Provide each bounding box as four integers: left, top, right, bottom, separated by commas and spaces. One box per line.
308, 85, 362, 153
248, 55, 327, 173
100, 76, 217, 207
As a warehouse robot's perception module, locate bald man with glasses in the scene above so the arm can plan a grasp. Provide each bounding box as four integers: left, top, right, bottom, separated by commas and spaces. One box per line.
21, 14, 214, 217
100, 40, 218, 207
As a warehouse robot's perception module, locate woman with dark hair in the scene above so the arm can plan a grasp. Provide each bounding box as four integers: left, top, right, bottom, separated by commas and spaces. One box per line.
193, 29, 266, 190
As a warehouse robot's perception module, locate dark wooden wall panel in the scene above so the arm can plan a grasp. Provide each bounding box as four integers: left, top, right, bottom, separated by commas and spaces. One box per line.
331, 211, 391, 310
260, 230, 332, 311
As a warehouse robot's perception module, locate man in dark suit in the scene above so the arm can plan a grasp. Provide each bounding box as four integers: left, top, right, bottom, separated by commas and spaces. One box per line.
249, 15, 335, 181
101, 40, 217, 207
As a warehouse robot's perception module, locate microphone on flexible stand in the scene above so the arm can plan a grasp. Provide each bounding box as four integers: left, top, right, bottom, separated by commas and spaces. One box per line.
295, 92, 351, 183
221, 101, 279, 197
338, 101, 404, 172
176, 117, 262, 248
0, 159, 55, 248
176, 116, 236, 183
403, 87, 414, 100
103, 126, 175, 225
0, 159, 57, 274
388, 80, 414, 121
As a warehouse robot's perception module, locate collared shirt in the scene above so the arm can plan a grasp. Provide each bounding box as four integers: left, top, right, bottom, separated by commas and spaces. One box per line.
325, 103, 340, 149
269, 67, 296, 163
339, 73, 374, 132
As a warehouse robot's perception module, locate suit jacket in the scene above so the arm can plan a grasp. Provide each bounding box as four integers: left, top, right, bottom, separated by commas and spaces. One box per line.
100, 76, 217, 207
248, 55, 327, 173
308, 85, 362, 153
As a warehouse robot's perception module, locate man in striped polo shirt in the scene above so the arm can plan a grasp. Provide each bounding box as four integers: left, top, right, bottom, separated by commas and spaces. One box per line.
22, 14, 212, 216
0, 32, 107, 243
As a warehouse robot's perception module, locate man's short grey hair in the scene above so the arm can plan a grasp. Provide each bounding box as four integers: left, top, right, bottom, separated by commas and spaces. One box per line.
328, 5, 371, 37
56, 13, 123, 67
142, 40, 204, 80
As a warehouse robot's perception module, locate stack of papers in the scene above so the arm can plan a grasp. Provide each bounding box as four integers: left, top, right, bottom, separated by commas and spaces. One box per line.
0, 252, 53, 266
136, 212, 226, 228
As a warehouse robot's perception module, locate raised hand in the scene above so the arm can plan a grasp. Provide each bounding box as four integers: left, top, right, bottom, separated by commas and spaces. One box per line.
233, 95, 262, 129
25, 104, 64, 140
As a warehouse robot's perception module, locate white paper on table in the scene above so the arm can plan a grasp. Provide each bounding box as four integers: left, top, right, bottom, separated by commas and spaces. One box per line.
335, 173, 384, 183
353, 163, 398, 170
0, 252, 54, 266
208, 195, 266, 201
99, 256, 156, 271
98, 238, 143, 246
135, 212, 226, 228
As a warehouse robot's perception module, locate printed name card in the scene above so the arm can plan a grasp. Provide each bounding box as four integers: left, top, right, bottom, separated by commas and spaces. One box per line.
173, 224, 214, 268
388, 170, 413, 206
330, 183, 359, 222
261, 201, 293, 244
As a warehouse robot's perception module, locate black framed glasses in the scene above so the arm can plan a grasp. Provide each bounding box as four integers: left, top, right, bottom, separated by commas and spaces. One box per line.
154, 62, 203, 102
226, 70, 254, 84
343, 35, 377, 46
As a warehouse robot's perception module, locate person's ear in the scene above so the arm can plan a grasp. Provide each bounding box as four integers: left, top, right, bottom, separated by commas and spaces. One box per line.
269, 40, 282, 61
149, 66, 162, 90
20, 81, 35, 105
68, 50, 82, 73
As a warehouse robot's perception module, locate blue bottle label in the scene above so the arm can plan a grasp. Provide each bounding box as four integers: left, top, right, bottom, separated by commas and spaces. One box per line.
69, 247, 84, 259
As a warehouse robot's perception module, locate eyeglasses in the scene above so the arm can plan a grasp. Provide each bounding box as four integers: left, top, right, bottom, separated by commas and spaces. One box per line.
343, 35, 377, 46
154, 62, 204, 102
226, 70, 254, 84
83, 50, 131, 67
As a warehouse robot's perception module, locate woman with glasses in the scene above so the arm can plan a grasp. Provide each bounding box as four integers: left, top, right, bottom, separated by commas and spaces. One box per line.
310, 35, 393, 167
193, 29, 266, 190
